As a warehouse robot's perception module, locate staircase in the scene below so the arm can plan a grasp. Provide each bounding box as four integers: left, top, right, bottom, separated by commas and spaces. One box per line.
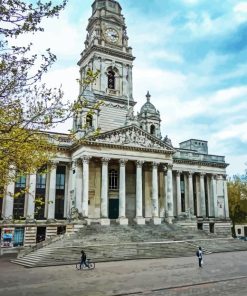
11, 223, 247, 268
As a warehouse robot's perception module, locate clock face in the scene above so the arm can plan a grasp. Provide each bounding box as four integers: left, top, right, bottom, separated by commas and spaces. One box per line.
105, 28, 119, 43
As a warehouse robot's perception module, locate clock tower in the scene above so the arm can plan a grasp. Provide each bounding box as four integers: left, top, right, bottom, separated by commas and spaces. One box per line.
76, 0, 136, 134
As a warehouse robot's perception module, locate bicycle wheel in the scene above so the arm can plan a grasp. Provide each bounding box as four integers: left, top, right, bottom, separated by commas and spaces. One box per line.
88, 262, 95, 269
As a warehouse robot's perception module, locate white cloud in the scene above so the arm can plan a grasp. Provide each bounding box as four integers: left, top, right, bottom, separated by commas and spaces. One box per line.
213, 86, 247, 104
148, 50, 183, 63
234, 2, 247, 22
212, 122, 247, 142
226, 155, 247, 176
43, 66, 79, 102
234, 2, 247, 13
185, 12, 214, 36
8, 4, 89, 60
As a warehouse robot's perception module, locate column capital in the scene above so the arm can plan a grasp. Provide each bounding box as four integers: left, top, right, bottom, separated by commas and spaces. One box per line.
102, 158, 110, 164
136, 160, 144, 168
215, 174, 223, 180
176, 170, 182, 176
199, 172, 206, 177
119, 159, 128, 166
74, 158, 82, 167
82, 155, 91, 164
162, 164, 168, 173
49, 161, 59, 169
167, 164, 173, 170
210, 174, 217, 180
222, 174, 228, 180
188, 171, 194, 177
152, 161, 160, 168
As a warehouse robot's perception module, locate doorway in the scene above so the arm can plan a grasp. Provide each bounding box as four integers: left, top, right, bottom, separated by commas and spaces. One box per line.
109, 199, 119, 219
36, 226, 46, 243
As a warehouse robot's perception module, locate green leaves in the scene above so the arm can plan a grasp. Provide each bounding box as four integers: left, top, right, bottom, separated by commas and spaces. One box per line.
228, 173, 247, 225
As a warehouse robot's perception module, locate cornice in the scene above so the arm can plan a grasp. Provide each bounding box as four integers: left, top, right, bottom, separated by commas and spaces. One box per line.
173, 158, 229, 168
78, 45, 135, 65
95, 94, 136, 107
72, 140, 174, 155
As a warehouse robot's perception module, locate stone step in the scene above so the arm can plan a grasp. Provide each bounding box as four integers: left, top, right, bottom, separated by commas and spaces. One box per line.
11, 223, 244, 268
12, 241, 198, 267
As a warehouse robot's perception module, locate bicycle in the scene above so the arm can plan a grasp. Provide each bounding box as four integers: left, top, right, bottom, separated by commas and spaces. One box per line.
76, 259, 95, 270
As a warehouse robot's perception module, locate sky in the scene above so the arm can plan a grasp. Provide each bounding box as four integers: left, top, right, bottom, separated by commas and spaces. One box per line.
16, 0, 247, 176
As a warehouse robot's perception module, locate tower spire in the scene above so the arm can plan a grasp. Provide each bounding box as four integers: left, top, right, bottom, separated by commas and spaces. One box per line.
146, 91, 151, 102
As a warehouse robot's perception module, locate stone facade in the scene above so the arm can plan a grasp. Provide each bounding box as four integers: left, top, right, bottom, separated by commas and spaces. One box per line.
0, 0, 231, 247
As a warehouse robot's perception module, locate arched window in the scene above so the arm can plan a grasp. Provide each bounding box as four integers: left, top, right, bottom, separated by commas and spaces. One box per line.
86, 114, 93, 127
109, 169, 118, 190
150, 124, 156, 135
107, 70, 115, 89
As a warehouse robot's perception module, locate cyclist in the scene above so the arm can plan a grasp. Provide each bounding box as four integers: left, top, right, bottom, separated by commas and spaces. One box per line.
80, 250, 89, 269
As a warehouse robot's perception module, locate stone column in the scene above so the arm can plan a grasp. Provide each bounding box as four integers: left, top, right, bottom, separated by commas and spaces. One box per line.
223, 176, 230, 218
47, 162, 57, 220
166, 164, 174, 223
26, 173, 36, 221
2, 166, 16, 220
152, 162, 161, 224
75, 159, 83, 214
199, 173, 206, 217
162, 166, 168, 219
184, 173, 189, 211
101, 158, 110, 225
188, 172, 194, 215
207, 175, 213, 217
211, 175, 218, 217
134, 160, 145, 225
82, 156, 91, 218
176, 171, 182, 216
118, 159, 128, 225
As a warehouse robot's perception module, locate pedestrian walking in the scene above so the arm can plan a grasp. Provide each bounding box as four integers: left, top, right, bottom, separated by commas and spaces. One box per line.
196, 246, 203, 267
80, 250, 89, 269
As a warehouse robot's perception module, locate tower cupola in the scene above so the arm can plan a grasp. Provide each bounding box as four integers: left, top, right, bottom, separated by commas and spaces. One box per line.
138, 91, 162, 139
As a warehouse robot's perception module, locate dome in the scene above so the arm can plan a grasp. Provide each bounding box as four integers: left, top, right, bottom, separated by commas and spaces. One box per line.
140, 91, 157, 115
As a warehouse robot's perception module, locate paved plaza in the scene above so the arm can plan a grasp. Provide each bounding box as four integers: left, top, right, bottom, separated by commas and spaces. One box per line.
0, 251, 247, 296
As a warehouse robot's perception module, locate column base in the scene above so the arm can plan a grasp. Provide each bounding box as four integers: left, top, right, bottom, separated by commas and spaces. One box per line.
151, 217, 162, 225
100, 218, 110, 226
134, 217, 146, 225
46, 218, 57, 224
165, 216, 174, 224
25, 218, 36, 224
117, 217, 129, 225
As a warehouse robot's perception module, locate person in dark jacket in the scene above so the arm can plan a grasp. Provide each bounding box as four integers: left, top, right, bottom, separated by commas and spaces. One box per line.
80, 250, 89, 269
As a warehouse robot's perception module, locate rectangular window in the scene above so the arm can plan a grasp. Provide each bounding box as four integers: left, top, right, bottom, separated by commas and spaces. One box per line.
36, 174, 46, 189
55, 166, 66, 219
35, 172, 46, 220
13, 176, 26, 219
109, 169, 118, 190
180, 180, 185, 193
56, 173, 65, 190
15, 176, 26, 189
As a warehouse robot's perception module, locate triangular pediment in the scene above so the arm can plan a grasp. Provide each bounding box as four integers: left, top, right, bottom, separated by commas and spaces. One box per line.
88, 125, 175, 151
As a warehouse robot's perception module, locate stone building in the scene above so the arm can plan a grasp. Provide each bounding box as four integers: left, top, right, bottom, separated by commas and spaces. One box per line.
0, 0, 231, 247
